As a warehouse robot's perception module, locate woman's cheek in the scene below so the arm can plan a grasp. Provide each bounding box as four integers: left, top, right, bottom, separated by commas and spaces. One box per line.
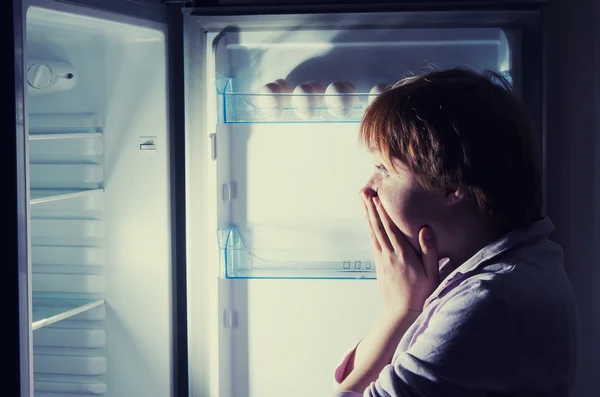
379, 192, 418, 238
381, 189, 434, 250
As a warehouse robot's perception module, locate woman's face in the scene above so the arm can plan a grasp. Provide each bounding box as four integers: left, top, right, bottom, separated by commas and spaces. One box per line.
360, 152, 451, 254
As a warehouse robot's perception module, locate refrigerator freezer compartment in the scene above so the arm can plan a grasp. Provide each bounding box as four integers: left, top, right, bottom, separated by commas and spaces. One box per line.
218, 225, 376, 279
32, 298, 105, 330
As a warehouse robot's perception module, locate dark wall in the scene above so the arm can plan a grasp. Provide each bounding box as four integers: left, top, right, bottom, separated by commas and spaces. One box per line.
545, 0, 600, 396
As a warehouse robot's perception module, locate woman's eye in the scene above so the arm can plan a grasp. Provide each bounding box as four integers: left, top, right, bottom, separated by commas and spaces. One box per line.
375, 165, 389, 179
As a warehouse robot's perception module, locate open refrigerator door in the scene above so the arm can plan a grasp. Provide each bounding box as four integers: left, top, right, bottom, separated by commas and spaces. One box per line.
22, 1, 178, 396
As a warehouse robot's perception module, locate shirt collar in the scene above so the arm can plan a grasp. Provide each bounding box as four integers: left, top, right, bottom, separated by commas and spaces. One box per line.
424, 216, 556, 306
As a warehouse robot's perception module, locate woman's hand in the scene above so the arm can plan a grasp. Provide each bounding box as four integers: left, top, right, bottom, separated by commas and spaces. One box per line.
363, 196, 441, 314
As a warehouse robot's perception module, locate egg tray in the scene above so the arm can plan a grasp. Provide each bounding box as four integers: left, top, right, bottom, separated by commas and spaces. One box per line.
219, 91, 378, 123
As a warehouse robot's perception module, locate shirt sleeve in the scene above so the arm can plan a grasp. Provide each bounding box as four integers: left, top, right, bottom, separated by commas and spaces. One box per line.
333, 281, 515, 397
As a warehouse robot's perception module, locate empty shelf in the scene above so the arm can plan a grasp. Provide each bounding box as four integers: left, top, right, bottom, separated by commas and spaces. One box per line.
30, 188, 103, 205
32, 298, 105, 330
28, 113, 103, 132
218, 225, 376, 279
227, 268, 376, 280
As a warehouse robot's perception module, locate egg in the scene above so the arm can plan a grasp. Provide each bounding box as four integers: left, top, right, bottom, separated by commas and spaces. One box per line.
368, 83, 391, 105
274, 78, 294, 94
256, 82, 284, 119
292, 81, 325, 120
325, 81, 358, 118
274, 78, 294, 108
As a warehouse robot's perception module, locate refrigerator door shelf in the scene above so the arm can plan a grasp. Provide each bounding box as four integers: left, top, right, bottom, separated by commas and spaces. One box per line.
218, 225, 376, 279
220, 90, 375, 124
217, 70, 514, 124
210, 26, 513, 125
29, 132, 103, 140
29, 164, 104, 190
28, 113, 103, 133
32, 298, 105, 330
30, 188, 103, 205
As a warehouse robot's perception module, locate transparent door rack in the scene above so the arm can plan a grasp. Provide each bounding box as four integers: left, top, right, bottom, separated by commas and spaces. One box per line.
218, 225, 376, 279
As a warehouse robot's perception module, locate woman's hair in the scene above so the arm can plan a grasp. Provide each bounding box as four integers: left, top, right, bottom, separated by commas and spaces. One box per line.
360, 67, 541, 230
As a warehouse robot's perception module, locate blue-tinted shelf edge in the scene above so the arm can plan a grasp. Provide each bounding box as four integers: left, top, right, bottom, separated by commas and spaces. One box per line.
30, 188, 104, 205
32, 298, 105, 330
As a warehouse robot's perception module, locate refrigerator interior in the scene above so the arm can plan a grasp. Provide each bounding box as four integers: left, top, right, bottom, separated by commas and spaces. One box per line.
191, 15, 516, 397
25, 2, 172, 397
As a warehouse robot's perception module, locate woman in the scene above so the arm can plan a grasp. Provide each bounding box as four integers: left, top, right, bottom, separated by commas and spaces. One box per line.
332, 68, 578, 396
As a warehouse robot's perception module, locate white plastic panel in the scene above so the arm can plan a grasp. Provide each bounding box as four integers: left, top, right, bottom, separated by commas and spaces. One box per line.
31, 246, 105, 266
34, 327, 106, 348
34, 355, 107, 376
31, 219, 105, 238
33, 275, 106, 294
217, 123, 375, 278
29, 164, 104, 189
34, 381, 107, 395
220, 278, 381, 397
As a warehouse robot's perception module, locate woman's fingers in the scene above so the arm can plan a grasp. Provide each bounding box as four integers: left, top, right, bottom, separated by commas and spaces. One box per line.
363, 201, 382, 251
374, 197, 415, 256
364, 197, 393, 252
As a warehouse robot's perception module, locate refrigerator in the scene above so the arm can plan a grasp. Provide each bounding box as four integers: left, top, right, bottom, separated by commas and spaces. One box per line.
7, 1, 547, 396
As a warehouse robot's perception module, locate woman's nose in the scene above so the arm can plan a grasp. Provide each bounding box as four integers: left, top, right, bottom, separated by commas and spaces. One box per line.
360, 177, 379, 200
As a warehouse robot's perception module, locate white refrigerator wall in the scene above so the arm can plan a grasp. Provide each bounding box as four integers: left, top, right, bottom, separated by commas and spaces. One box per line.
25, 2, 172, 396
186, 16, 514, 397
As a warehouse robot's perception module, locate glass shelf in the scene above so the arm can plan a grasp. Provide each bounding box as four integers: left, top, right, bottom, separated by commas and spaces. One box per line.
216, 71, 513, 124
32, 298, 105, 330
218, 225, 377, 280
219, 91, 373, 124
30, 188, 103, 205
29, 132, 103, 140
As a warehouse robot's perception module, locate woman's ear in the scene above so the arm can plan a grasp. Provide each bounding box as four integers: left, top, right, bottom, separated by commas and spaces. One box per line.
445, 185, 469, 205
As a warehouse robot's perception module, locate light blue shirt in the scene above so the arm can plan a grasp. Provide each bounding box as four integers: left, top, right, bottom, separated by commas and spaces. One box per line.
335, 217, 578, 397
